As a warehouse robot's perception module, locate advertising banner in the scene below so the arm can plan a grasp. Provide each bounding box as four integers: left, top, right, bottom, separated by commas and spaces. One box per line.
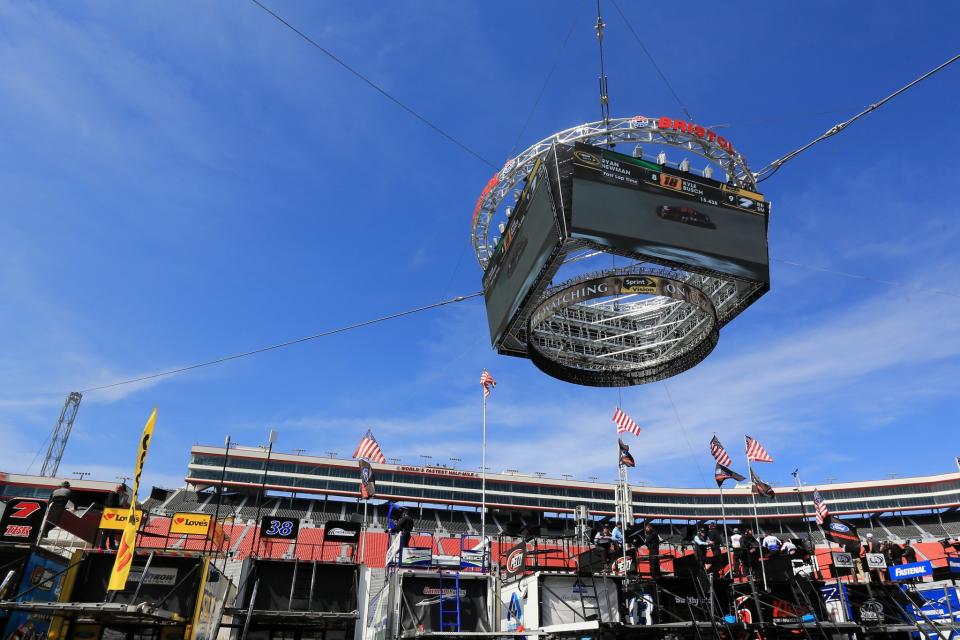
400, 547, 432, 567
323, 520, 360, 542
889, 560, 933, 581
503, 542, 526, 577
107, 406, 156, 592
170, 512, 212, 536
903, 585, 960, 628
398, 575, 489, 633
460, 550, 485, 569
99, 508, 144, 531
832, 552, 854, 568
259, 516, 300, 540
866, 553, 887, 570
949, 557, 960, 573
127, 566, 178, 587
0, 498, 48, 544
2, 551, 69, 640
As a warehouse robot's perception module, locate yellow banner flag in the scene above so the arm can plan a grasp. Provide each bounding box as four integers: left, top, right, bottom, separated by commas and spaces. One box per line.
107, 407, 157, 592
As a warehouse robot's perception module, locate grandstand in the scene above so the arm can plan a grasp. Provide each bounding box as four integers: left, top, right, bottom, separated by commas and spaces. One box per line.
6, 450, 960, 584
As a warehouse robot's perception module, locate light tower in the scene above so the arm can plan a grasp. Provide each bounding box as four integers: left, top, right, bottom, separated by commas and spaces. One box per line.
40, 392, 82, 477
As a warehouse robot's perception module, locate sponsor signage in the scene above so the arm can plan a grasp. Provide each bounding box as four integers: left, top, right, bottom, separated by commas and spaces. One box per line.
504, 542, 526, 576
948, 557, 960, 573
128, 566, 178, 587
865, 553, 887, 570
401, 547, 433, 566
655, 116, 736, 154
170, 512, 211, 535
831, 552, 854, 568
889, 560, 933, 581
259, 516, 300, 540
461, 550, 485, 569
396, 465, 480, 479
359, 460, 376, 500
0, 498, 47, 544
323, 520, 360, 542
823, 517, 860, 546
99, 507, 144, 531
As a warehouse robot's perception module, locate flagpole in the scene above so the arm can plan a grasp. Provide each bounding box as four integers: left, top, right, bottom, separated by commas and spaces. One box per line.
746, 445, 768, 591
792, 469, 821, 580
615, 425, 627, 574
481, 387, 487, 545
718, 483, 733, 579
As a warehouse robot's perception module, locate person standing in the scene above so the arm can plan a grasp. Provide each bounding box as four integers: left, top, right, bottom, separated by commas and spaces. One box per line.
693, 526, 711, 570
761, 532, 782, 557
594, 524, 615, 571
730, 528, 743, 576
740, 529, 758, 577
43, 481, 72, 537
394, 507, 415, 553
707, 524, 724, 574
642, 524, 662, 577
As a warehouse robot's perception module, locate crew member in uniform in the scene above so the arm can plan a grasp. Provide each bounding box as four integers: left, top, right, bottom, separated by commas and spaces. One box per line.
642, 524, 662, 577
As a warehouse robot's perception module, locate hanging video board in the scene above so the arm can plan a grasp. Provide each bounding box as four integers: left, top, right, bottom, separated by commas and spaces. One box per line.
569, 143, 770, 283
482, 158, 563, 346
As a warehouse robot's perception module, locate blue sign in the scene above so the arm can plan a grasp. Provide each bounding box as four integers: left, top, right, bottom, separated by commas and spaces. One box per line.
949, 557, 960, 574
903, 586, 960, 628
888, 560, 933, 581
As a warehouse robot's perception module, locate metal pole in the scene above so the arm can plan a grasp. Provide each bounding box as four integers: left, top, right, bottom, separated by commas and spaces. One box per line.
792, 469, 821, 580
210, 435, 231, 557
252, 432, 276, 554
241, 579, 259, 640
746, 451, 768, 590
481, 390, 487, 542
361, 500, 369, 563
718, 484, 734, 578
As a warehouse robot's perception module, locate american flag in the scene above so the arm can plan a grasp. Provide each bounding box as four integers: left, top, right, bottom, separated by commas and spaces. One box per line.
745, 435, 773, 463
480, 370, 496, 398
612, 408, 642, 437
352, 429, 386, 464
709, 435, 732, 467
813, 490, 830, 526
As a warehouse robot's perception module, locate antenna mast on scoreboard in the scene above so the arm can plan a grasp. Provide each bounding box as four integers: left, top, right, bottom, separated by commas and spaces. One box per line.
40, 392, 82, 477
594, 0, 611, 133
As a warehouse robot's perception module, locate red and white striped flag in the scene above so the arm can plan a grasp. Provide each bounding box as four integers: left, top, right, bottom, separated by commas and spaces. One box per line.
352, 429, 386, 464
709, 435, 732, 467
745, 435, 773, 463
612, 408, 642, 437
480, 370, 496, 398
813, 490, 830, 526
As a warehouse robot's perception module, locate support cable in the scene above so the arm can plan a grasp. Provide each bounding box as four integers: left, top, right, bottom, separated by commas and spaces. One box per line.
248, 0, 497, 170
594, 0, 611, 129
755, 53, 960, 182
78, 292, 482, 394
609, 0, 694, 121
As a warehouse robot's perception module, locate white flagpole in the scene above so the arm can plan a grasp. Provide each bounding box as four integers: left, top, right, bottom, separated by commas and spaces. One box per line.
481, 387, 487, 543
746, 439, 768, 590
615, 425, 628, 573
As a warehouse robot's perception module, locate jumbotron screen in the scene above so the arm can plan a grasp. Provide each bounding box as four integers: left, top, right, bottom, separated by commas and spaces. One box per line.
569, 143, 770, 283
482, 159, 562, 346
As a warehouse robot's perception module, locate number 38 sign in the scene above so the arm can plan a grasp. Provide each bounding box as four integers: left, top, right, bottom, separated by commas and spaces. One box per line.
259, 516, 300, 540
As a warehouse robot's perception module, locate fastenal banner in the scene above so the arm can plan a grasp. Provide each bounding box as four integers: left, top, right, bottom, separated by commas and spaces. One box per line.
107, 407, 157, 592
888, 560, 933, 581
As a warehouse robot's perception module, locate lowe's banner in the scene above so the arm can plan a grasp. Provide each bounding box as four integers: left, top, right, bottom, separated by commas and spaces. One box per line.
888, 560, 933, 581
949, 557, 960, 574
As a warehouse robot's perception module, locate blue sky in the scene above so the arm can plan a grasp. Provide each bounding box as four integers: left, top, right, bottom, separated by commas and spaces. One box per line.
1, 1, 958, 494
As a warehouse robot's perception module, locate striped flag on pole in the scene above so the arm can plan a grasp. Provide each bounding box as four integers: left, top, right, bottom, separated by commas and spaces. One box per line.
352, 429, 387, 464
813, 490, 830, 526
612, 408, 642, 437
480, 370, 496, 398
745, 435, 773, 463
709, 435, 732, 467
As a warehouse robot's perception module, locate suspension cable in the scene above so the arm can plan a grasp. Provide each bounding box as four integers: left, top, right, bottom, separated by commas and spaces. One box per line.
755, 53, 960, 182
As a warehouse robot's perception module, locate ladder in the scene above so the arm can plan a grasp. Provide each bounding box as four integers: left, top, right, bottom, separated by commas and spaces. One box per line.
437, 570, 461, 632
576, 573, 603, 623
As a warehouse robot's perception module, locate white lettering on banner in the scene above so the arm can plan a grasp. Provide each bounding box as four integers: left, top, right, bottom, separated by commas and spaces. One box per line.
328, 528, 357, 538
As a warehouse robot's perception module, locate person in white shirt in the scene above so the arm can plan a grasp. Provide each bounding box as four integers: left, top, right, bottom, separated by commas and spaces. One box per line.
730, 528, 743, 576
762, 533, 782, 556
781, 539, 798, 555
